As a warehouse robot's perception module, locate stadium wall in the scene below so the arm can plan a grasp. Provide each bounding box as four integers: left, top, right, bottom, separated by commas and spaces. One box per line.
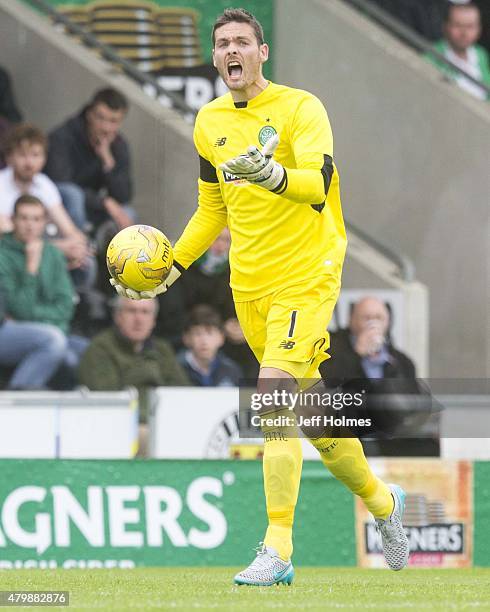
0, 458, 488, 569
274, 0, 490, 378
0, 0, 197, 241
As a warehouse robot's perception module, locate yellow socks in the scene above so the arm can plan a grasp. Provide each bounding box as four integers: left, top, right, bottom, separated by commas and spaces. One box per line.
309, 435, 393, 519
261, 409, 303, 560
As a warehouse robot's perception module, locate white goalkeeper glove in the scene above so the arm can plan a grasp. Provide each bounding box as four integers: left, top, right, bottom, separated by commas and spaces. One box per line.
219, 133, 285, 192
109, 265, 181, 300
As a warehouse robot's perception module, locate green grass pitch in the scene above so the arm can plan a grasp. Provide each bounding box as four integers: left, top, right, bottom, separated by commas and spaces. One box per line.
0, 568, 489, 611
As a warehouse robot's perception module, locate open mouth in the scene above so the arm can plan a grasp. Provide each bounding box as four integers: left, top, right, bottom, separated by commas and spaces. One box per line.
227, 61, 243, 79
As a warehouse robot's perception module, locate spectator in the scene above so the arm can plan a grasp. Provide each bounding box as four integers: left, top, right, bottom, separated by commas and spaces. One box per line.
427, 2, 490, 100
157, 227, 235, 350
320, 296, 436, 456
0, 65, 22, 169
179, 304, 242, 387
176, 227, 258, 376
0, 124, 95, 289
78, 296, 189, 456
0, 195, 88, 389
44, 87, 135, 238
321, 296, 416, 381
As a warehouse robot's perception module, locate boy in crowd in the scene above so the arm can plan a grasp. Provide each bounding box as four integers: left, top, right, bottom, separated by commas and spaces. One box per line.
179, 305, 242, 387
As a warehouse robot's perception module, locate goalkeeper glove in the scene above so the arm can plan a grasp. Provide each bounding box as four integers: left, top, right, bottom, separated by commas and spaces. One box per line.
109, 265, 181, 300
219, 133, 285, 192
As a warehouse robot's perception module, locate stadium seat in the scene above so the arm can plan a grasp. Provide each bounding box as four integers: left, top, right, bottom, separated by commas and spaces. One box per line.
155, 7, 204, 68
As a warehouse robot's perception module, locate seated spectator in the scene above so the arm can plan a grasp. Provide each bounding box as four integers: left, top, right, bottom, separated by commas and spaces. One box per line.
321, 296, 416, 381
0, 124, 95, 289
0, 65, 22, 169
78, 296, 189, 455
320, 296, 436, 456
426, 2, 490, 100
179, 304, 242, 387
44, 87, 135, 239
158, 227, 235, 351
0, 195, 88, 390
174, 227, 258, 377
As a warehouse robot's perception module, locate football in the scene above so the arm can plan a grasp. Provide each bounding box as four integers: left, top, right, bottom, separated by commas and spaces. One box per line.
106, 224, 173, 292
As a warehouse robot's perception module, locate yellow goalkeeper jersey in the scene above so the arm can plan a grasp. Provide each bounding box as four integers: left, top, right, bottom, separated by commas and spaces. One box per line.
173, 81, 347, 302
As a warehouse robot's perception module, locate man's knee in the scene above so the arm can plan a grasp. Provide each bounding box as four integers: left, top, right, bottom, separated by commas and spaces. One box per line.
38, 326, 68, 356
57, 182, 85, 204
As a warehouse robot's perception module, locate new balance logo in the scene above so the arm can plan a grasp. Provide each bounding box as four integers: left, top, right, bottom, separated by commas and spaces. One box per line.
279, 340, 296, 350
214, 137, 227, 147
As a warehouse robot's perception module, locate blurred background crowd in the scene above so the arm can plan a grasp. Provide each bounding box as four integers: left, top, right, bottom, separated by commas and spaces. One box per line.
0, 0, 488, 457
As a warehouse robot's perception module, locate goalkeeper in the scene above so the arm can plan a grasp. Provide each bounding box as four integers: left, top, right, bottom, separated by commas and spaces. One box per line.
111, 8, 410, 585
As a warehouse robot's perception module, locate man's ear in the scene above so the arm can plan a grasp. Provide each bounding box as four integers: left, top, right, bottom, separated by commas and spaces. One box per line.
260, 43, 269, 64
212, 48, 217, 68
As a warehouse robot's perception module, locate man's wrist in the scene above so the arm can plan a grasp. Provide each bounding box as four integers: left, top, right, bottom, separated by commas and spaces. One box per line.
102, 158, 115, 173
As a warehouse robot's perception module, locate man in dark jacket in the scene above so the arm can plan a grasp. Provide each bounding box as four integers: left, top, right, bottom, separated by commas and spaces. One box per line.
0, 194, 87, 389
321, 296, 416, 382
44, 87, 134, 233
320, 296, 436, 456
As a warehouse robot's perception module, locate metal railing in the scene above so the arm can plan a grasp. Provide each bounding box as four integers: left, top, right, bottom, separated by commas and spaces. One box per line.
345, 220, 414, 281
25, 0, 196, 117
343, 0, 490, 98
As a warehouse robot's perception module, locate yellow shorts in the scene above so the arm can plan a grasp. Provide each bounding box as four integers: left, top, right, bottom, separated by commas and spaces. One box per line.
234, 272, 341, 382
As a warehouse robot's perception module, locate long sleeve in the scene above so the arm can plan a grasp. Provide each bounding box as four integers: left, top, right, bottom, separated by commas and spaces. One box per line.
45, 130, 76, 184
45, 118, 132, 210
278, 95, 335, 204
45, 130, 104, 211
27, 250, 74, 331
105, 137, 132, 203
173, 158, 228, 269
0, 243, 74, 332
157, 340, 190, 385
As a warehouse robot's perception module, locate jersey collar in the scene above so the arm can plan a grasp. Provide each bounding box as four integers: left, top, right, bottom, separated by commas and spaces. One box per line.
232, 81, 274, 108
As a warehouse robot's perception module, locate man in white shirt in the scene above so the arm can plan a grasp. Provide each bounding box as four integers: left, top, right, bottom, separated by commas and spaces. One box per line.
0, 124, 94, 288
428, 2, 490, 100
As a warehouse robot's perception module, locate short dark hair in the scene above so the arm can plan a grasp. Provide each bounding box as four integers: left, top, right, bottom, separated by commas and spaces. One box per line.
212, 8, 264, 46
445, 2, 480, 23
13, 194, 46, 216
184, 304, 223, 332
4, 123, 48, 157
89, 87, 128, 112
